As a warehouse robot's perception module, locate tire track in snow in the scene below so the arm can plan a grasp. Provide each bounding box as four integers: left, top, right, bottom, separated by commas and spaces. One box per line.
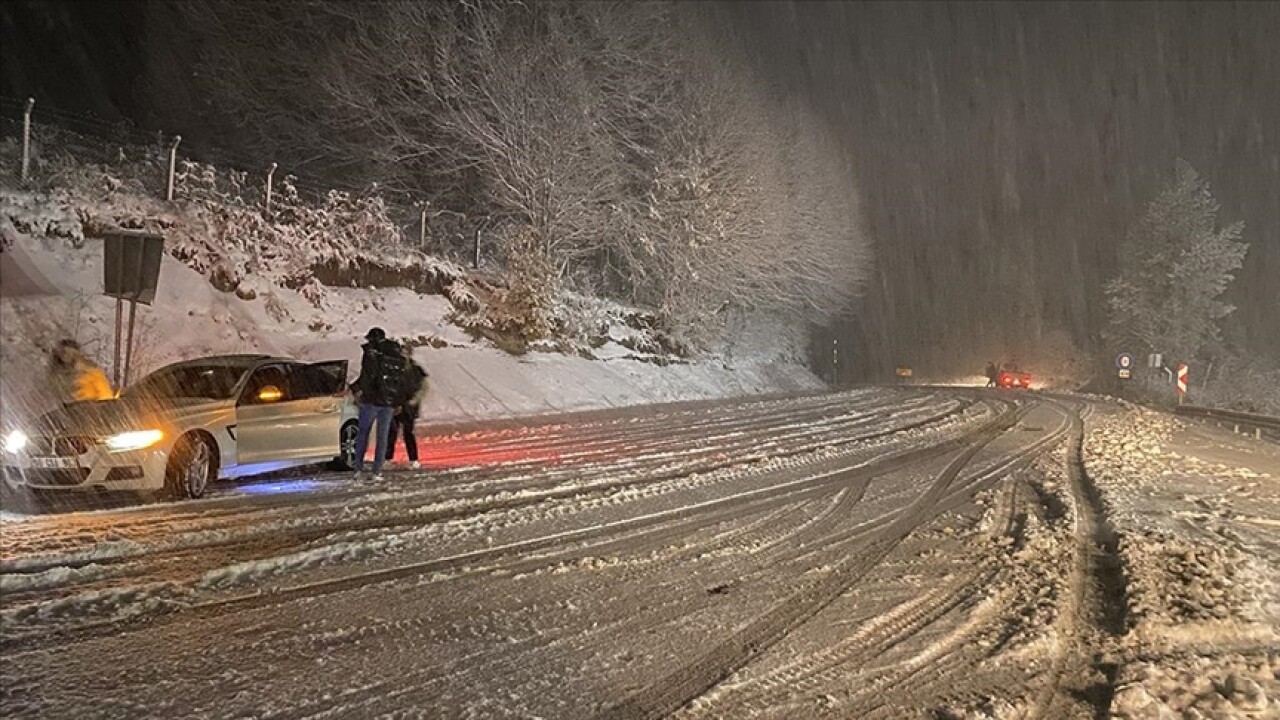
0, 391, 960, 578
1, 395, 1066, 720
0, 394, 982, 624
594, 408, 1019, 720
680, 399, 1080, 712
1027, 398, 1128, 720
159, 407, 1021, 720
0, 405, 1007, 655
675, 409, 1066, 719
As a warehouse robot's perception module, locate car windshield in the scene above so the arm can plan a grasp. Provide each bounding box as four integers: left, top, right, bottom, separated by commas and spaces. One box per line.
122, 364, 247, 401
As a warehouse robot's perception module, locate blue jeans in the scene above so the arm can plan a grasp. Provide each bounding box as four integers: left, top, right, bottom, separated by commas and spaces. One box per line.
354, 404, 394, 475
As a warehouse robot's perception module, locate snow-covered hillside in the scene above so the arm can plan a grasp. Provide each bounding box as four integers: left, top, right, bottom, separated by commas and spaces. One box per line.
0, 189, 821, 424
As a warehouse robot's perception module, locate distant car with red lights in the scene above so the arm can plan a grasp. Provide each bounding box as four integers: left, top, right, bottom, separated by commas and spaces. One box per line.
997, 363, 1032, 389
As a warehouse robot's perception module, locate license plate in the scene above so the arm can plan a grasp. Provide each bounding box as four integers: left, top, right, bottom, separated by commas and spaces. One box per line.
29, 456, 78, 470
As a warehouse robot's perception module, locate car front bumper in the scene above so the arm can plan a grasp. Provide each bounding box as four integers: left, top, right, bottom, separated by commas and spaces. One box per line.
2, 445, 169, 492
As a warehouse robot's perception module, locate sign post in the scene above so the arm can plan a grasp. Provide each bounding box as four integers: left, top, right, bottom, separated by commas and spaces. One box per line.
1146, 353, 1163, 393
1176, 363, 1188, 403
1115, 352, 1134, 380
112, 298, 124, 388
831, 338, 838, 386
103, 229, 165, 388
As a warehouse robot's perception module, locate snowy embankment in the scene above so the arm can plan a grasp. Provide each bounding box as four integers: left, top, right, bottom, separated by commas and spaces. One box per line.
1082, 404, 1279, 718
0, 189, 821, 424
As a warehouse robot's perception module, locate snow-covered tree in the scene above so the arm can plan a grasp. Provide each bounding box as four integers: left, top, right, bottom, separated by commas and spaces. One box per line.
1105, 160, 1248, 362
174, 0, 870, 348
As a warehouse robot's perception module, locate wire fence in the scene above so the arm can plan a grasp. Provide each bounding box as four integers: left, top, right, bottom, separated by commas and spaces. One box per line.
0, 95, 487, 264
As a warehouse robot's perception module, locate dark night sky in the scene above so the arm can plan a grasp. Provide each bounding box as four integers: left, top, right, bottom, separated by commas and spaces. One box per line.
3, 1, 1278, 376
0, 1, 146, 120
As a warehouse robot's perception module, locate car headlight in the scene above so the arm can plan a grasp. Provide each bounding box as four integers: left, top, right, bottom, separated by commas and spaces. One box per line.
3, 430, 27, 454
104, 429, 164, 452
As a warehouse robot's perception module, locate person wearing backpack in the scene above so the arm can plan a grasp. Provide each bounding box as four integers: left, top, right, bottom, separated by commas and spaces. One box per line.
349, 327, 409, 480
385, 343, 429, 469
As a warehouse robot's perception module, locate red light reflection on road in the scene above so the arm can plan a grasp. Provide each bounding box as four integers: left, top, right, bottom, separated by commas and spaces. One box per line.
412, 441, 562, 468
379, 426, 621, 469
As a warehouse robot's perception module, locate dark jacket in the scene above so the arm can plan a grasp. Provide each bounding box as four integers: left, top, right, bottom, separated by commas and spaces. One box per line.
352, 337, 404, 407
405, 362, 428, 410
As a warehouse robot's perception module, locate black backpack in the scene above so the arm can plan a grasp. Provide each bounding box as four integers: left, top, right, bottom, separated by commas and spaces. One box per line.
374, 342, 413, 405
404, 363, 427, 403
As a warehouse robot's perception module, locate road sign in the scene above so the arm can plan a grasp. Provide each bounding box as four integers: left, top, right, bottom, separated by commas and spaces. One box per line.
104, 230, 164, 305
102, 229, 165, 389
1176, 363, 1188, 395
1115, 352, 1134, 370
1148, 353, 1162, 368
1118, 368, 1131, 380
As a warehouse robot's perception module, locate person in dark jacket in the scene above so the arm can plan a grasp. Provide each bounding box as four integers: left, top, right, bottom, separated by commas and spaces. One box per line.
385, 343, 428, 469
985, 361, 998, 388
350, 327, 403, 479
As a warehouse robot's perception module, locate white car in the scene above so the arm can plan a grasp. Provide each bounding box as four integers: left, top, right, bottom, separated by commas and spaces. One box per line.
2, 354, 359, 499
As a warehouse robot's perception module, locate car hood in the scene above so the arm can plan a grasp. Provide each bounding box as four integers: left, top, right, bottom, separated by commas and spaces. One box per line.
29, 396, 228, 438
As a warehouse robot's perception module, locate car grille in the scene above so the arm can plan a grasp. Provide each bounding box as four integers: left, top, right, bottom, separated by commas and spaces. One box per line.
28, 436, 95, 457
22, 468, 91, 487
105, 466, 144, 482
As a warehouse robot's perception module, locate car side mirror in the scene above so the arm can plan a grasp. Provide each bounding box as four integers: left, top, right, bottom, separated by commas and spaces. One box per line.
257, 385, 284, 403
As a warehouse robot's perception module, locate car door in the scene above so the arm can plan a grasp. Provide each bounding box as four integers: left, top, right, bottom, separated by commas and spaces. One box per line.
285, 360, 348, 460
234, 363, 316, 466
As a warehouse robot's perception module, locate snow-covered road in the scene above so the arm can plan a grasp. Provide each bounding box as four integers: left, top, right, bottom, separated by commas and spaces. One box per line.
1, 390, 1275, 718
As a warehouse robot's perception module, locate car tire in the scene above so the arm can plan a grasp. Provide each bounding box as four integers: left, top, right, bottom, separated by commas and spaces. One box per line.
165, 433, 215, 500
331, 421, 359, 471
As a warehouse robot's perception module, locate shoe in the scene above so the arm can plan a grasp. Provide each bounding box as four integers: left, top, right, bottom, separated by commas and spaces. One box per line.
410, 461, 421, 470
372, 473, 385, 482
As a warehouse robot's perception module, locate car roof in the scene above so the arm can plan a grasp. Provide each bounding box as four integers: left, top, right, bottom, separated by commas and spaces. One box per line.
160, 354, 295, 371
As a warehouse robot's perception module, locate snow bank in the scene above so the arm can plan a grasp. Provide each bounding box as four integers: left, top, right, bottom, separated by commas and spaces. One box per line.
1083, 410, 1275, 632
1082, 407, 1280, 718
1111, 659, 1277, 719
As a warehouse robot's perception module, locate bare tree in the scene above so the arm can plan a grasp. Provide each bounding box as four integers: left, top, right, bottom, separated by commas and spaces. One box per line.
186, 0, 872, 348
609, 36, 868, 341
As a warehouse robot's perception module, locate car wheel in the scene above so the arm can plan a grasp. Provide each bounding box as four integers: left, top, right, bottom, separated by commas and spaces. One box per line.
166, 434, 214, 500
333, 421, 359, 471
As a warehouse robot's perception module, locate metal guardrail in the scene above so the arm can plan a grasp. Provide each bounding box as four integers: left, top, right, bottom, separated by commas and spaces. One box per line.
1175, 405, 1280, 441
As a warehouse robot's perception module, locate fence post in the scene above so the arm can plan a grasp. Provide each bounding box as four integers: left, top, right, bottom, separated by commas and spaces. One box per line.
474, 216, 490, 270
166, 135, 182, 201
265, 162, 278, 215
418, 202, 428, 249
21, 97, 35, 182
832, 338, 839, 386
